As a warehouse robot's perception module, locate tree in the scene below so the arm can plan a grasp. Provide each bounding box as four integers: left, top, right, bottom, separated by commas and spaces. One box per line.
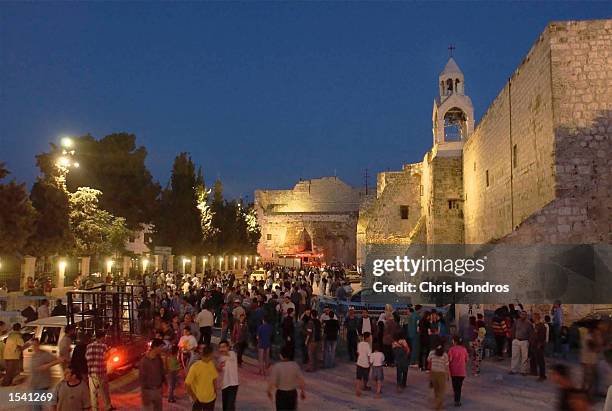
26, 178, 74, 256
0, 164, 37, 255
243, 205, 261, 251
196, 167, 216, 244
69, 187, 130, 256
37, 133, 161, 229
153, 153, 203, 255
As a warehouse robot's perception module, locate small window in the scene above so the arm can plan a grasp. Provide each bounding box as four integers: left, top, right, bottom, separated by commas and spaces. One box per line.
473, 162, 476, 172
420, 185, 423, 196
266, 234, 272, 241
486, 170, 490, 187
448, 200, 460, 210
400, 205, 409, 220
513, 144, 518, 168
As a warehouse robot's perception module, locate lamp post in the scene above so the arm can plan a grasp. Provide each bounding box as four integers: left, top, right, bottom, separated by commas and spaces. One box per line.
106, 259, 114, 275
55, 136, 79, 189
182, 258, 189, 274
142, 258, 149, 274
58, 260, 67, 287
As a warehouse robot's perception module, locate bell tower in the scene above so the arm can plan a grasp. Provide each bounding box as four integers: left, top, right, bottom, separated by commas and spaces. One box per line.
432, 50, 474, 151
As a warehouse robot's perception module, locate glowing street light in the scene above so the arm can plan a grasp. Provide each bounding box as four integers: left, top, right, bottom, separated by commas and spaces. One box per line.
233, 256, 237, 269
142, 258, 149, 273
106, 259, 114, 274
182, 257, 189, 274
219, 257, 224, 269
57, 156, 71, 167
60, 137, 74, 148
203, 257, 207, 272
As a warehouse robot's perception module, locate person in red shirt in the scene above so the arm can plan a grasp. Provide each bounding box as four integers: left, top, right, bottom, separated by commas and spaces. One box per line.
448, 335, 469, 407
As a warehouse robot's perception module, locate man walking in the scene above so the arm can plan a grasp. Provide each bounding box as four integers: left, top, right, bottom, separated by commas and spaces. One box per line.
196, 304, 214, 346
267, 346, 306, 411
86, 331, 115, 411
30, 337, 62, 411
185, 346, 218, 411
323, 311, 339, 368
54, 365, 91, 411
217, 340, 239, 411
344, 308, 359, 362
2, 323, 25, 386
510, 311, 533, 375
529, 312, 547, 381
139, 338, 165, 411
59, 324, 76, 369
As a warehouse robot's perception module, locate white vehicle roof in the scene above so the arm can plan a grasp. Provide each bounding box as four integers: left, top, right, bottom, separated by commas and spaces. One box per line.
26, 315, 92, 327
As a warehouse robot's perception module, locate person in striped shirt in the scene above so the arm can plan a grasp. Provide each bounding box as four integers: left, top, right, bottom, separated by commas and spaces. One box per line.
428, 344, 449, 411
85, 331, 115, 411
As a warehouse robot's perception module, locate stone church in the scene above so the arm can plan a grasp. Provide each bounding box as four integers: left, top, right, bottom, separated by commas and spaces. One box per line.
255, 20, 611, 267
357, 19, 611, 266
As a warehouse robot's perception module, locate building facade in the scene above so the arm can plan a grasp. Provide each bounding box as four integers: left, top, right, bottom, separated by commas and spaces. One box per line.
255, 177, 368, 265
357, 19, 611, 266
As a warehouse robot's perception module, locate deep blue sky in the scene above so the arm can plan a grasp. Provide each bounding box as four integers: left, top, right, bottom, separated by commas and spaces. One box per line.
1, 2, 610, 199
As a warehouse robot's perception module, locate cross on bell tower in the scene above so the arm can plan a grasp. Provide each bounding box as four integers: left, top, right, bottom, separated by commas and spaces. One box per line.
448, 44, 455, 58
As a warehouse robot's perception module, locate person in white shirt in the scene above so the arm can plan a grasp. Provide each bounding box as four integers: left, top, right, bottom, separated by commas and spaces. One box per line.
38, 299, 50, 319
369, 344, 385, 397
355, 332, 372, 397
178, 327, 197, 368
278, 296, 295, 318
196, 306, 214, 346
217, 340, 239, 410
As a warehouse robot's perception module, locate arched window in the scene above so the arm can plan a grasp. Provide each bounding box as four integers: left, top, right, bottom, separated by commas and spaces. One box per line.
443, 107, 467, 141
455, 79, 461, 94
446, 79, 454, 94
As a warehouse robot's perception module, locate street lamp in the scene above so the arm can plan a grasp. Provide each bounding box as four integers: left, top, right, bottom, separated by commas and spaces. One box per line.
219, 257, 224, 270
106, 259, 114, 274
142, 258, 149, 273
182, 257, 189, 274
61, 137, 74, 148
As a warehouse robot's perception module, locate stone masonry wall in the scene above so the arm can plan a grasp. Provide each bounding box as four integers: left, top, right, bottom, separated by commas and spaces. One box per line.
501, 20, 612, 244
463, 26, 557, 244
255, 177, 364, 264
426, 155, 464, 244
364, 164, 423, 244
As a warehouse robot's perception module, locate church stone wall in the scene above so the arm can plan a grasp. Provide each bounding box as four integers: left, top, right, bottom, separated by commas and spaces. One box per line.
255, 177, 364, 265
501, 20, 612, 244
464, 25, 557, 244
424, 155, 464, 244
365, 165, 422, 244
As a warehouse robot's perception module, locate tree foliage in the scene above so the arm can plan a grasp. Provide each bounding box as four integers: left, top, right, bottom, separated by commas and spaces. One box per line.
0, 164, 37, 255
154, 153, 203, 255
68, 187, 130, 256
37, 133, 160, 229
26, 179, 74, 256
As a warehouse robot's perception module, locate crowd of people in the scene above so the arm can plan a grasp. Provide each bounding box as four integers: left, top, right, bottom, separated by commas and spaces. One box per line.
0, 265, 610, 411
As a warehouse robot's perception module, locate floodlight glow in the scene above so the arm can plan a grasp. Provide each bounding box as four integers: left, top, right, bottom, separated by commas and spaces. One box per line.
58, 260, 67, 271
61, 137, 74, 148
73, 162, 80, 168
57, 157, 71, 167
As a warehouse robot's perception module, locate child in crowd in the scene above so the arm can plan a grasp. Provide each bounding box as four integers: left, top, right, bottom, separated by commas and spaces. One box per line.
355, 332, 372, 397
369, 343, 385, 398
165, 345, 181, 403
391, 332, 410, 393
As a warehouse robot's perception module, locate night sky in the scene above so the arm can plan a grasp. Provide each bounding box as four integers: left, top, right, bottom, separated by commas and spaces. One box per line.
1, 2, 610, 199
